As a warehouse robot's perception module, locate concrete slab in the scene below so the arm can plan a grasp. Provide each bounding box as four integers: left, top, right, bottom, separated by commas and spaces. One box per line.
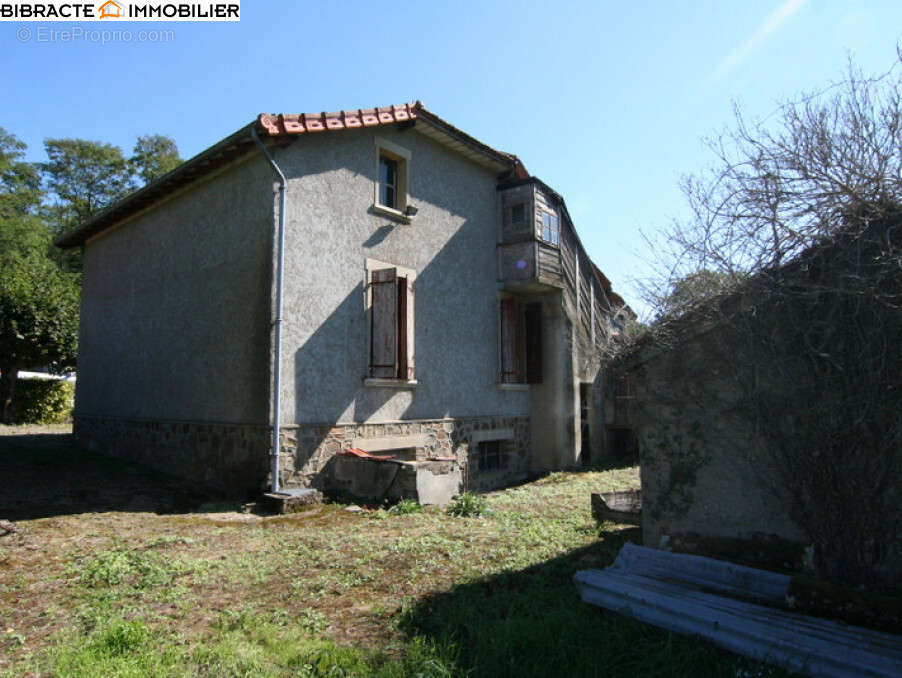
262, 488, 323, 514
591, 490, 642, 525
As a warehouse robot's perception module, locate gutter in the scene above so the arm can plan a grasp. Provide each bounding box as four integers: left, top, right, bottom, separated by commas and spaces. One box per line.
251, 126, 287, 494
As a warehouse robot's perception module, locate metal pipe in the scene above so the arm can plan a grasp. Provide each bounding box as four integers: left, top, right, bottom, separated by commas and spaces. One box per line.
251, 126, 287, 494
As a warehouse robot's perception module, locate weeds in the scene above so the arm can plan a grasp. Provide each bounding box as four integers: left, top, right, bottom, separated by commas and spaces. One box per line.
388, 499, 424, 516
70, 548, 181, 589
2, 464, 778, 677
446, 492, 487, 518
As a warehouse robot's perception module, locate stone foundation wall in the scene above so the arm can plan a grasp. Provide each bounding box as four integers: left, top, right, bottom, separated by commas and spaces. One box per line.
74, 416, 270, 493
74, 414, 531, 497
278, 415, 531, 493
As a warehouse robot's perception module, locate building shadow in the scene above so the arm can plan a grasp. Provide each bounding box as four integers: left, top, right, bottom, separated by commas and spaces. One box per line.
394, 525, 764, 676
0, 431, 225, 521
396, 527, 655, 676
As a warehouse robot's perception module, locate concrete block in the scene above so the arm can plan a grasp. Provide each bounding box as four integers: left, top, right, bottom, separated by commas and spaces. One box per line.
415, 462, 462, 506
263, 488, 323, 514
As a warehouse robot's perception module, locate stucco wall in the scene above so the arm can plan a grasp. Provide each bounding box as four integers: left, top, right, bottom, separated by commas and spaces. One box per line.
271, 126, 530, 426
76, 153, 274, 424
631, 335, 808, 554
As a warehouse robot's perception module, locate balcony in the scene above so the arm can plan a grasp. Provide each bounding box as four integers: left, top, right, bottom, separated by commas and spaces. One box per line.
498, 240, 564, 291
498, 179, 567, 292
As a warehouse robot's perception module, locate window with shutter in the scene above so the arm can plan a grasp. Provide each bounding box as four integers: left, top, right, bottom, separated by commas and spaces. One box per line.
367, 260, 416, 383
525, 303, 543, 384
399, 275, 415, 380
500, 297, 520, 383
370, 268, 398, 378
500, 298, 543, 385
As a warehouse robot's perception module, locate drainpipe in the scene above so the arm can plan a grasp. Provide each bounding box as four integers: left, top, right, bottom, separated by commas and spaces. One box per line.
251, 126, 286, 494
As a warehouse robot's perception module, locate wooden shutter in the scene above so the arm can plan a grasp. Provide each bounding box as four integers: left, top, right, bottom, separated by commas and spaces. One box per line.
370, 268, 398, 378
397, 276, 415, 380
500, 297, 519, 383
525, 303, 543, 384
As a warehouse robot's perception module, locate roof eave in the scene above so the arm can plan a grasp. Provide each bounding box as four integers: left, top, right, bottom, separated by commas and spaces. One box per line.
412, 106, 525, 176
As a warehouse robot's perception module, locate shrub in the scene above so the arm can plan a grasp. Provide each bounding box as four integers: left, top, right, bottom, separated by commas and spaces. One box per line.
10, 377, 74, 424
446, 492, 488, 518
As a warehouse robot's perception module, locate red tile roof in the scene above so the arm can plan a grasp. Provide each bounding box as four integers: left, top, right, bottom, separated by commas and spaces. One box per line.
258, 101, 528, 179
258, 102, 421, 136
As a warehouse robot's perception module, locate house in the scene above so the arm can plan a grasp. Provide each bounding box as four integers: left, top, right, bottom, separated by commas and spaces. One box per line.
97, 0, 121, 18
56, 102, 633, 497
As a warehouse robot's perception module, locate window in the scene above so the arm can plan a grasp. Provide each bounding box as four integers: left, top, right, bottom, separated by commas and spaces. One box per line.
367, 261, 415, 382
614, 374, 636, 399
379, 155, 398, 209
499, 299, 542, 384
510, 203, 526, 224
541, 211, 560, 245
477, 440, 507, 471
374, 137, 411, 220
500, 298, 520, 383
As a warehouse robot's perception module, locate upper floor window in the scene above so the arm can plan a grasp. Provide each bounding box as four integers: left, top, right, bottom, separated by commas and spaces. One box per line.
541, 211, 559, 246
379, 155, 399, 209
373, 137, 411, 221
510, 203, 527, 225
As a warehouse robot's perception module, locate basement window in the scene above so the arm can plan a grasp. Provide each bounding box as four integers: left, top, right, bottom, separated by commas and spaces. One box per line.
477, 440, 507, 471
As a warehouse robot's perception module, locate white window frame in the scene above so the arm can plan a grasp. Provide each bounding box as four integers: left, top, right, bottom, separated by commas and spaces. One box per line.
373, 136, 412, 223
540, 210, 560, 246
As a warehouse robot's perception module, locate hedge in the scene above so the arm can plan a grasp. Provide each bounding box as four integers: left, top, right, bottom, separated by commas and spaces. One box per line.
10, 378, 75, 424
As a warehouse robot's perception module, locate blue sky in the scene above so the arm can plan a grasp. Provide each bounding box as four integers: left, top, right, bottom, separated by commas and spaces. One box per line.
3, 0, 901, 317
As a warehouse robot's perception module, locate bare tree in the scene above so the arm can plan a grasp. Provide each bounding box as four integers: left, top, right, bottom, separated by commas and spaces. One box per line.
643, 57, 902, 313
631, 58, 902, 587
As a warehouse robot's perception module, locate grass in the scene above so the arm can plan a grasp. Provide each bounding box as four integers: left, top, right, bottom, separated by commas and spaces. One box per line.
0, 431, 784, 677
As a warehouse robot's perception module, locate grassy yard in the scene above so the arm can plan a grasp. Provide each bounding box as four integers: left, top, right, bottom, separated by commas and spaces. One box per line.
0, 427, 779, 677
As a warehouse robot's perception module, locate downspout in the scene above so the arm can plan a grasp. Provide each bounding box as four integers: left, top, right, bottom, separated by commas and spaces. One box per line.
251, 126, 286, 494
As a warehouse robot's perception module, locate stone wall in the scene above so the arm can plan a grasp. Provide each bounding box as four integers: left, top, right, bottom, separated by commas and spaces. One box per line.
277, 415, 530, 493
75, 414, 531, 498
74, 416, 270, 493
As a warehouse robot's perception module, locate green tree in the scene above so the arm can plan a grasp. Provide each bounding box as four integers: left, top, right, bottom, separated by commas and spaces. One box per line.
130, 134, 181, 184
40, 138, 132, 271
0, 254, 79, 423
0, 128, 48, 262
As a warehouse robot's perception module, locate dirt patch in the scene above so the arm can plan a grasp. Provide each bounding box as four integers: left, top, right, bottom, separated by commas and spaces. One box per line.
0, 425, 223, 521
